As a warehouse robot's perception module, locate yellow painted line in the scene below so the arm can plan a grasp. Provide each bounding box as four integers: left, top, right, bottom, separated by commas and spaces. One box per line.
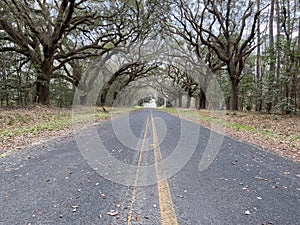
127, 115, 149, 225
150, 111, 178, 225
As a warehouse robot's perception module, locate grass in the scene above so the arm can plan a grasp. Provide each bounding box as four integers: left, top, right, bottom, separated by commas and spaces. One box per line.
1, 106, 138, 154
162, 107, 280, 139
228, 123, 255, 131
0, 107, 130, 138
0, 112, 72, 137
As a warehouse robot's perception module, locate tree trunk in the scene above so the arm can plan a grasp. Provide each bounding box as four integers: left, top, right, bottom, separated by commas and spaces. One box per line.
80, 95, 87, 105
297, 17, 300, 108
230, 79, 239, 111
255, 0, 262, 112
35, 74, 50, 105
266, 0, 276, 113
178, 92, 183, 108
276, 0, 281, 93
35, 58, 54, 105
99, 79, 114, 106
186, 94, 191, 108
198, 89, 206, 109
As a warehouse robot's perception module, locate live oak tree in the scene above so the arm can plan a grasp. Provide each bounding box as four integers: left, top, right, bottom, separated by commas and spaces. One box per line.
170, 0, 268, 111
166, 2, 225, 109
1, 0, 298, 112
0, 0, 163, 105
99, 61, 159, 106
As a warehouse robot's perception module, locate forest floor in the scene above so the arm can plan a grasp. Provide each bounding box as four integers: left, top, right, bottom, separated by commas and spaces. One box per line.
0, 106, 126, 155
0, 106, 299, 162
164, 108, 300, 162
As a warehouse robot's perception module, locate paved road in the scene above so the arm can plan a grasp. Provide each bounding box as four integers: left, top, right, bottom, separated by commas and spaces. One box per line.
0, 109, 299, 225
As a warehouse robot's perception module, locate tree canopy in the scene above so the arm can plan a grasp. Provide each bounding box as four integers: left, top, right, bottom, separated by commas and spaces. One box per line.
0, 0, 299, 113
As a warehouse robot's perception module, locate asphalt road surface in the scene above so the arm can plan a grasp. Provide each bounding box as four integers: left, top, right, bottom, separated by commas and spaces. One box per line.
1, 109, 299, 225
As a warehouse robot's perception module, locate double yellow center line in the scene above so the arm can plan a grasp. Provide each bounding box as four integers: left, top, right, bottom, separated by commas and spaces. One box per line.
127, 115, 149, 224
127, 110, 178, 225
151, 111, 178, 225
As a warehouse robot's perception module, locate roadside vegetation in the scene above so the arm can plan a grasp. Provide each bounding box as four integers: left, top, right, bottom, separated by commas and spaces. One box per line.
1, 106, 299, 162
0, 106, 126, 154
163, 108, 300, 162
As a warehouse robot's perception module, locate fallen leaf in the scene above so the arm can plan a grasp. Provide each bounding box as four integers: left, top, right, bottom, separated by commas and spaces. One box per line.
136, 214, 140, 221
245, 210, 251, 215
101, 194, 106, 199
107, 210, 118, 216
72, 205, 78, 212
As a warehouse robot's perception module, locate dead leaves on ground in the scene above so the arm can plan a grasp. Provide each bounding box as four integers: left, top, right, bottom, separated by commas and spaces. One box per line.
177, 109, 300, 162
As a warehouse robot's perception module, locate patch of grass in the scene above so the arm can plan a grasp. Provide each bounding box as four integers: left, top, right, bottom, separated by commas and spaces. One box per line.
255, 129, 285, 140
289, 135, 299, 142
1, 130, 12, 136
0, 111, 72, 137
227, 123, 255, 131
261, 129, 272, 134
94, 112, 112, 118
164, 108, 280, 137
131, 105, 142, 111
161, 107, 178, 114
159, 107, 300, 161
15, 112, 28, 124
7, 116, 15, 126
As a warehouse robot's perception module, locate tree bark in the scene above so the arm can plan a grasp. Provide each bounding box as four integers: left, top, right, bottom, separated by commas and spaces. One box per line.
80, 95, 87, 105
35, 57, 54, 105
266, 0, 276, 112
178, 92, 183, 108
35, 74, 50, 105
230, 78, 240, 111
186, 94, 191, 108
255, 0, 262, 112
198, 89, 206, 109
276, 0, 281, 80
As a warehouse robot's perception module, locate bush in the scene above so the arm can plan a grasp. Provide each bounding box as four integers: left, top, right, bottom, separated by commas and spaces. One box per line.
246, 105, 252, 111
274, 98, 298, 114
